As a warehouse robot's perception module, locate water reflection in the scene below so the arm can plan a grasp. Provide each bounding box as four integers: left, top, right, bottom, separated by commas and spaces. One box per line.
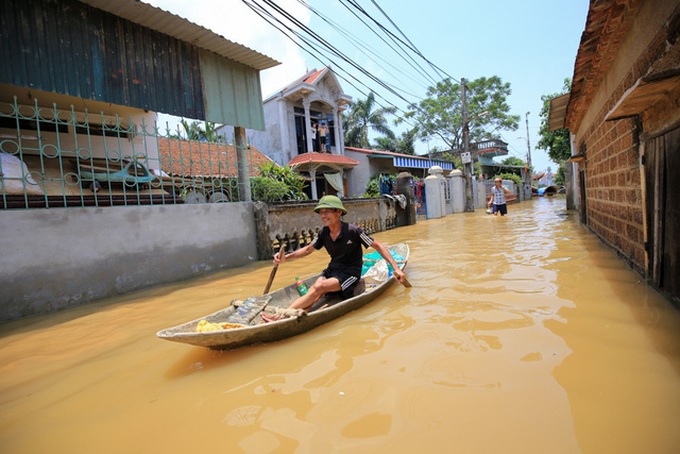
1, 197, 680, 453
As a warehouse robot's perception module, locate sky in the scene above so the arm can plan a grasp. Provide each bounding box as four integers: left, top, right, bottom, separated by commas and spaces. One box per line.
147, 0, 590, 174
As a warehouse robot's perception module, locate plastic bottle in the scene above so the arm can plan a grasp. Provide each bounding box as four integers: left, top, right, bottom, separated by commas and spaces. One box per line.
295, 277, 308, 296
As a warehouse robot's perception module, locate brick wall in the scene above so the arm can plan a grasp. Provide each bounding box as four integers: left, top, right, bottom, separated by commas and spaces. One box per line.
577, 19, 671, 274
581, 114, 645, 273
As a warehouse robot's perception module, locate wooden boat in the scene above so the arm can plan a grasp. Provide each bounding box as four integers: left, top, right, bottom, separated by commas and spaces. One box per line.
156, 243, 409, 350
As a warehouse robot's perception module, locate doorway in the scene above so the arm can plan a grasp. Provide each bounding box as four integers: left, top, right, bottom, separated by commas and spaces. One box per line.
645, 126, 680, 305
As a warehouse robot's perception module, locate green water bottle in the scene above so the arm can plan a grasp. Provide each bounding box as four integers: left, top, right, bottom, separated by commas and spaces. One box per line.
295, 277, 308, 296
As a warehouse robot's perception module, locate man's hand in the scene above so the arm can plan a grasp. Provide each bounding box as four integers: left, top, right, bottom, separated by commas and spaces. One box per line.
393, 268, 410, 287
273, 247, 286, 265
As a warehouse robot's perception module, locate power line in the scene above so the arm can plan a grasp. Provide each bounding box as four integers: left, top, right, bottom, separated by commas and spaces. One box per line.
244, 0, 418, 110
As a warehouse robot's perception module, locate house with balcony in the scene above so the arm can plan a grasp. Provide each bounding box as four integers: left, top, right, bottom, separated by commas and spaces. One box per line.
234, 67, 361, 199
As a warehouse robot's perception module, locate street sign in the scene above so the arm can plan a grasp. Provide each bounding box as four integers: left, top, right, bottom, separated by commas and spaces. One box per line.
461, 152, 471, 164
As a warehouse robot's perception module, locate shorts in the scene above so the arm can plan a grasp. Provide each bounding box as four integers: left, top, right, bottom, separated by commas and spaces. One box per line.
322, 268, 360, 299
493, 203, 508, 216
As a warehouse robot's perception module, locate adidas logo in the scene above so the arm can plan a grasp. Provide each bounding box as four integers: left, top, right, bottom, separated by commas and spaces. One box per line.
347, 240, 353, 245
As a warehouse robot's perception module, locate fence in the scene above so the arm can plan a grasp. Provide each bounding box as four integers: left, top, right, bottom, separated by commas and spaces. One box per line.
254, 198, 401, 261
0, 97, 261, 209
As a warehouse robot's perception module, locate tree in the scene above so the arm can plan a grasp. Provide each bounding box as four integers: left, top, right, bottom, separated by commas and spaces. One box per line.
395, 127, 417, 155
170, 119, 225, 143
373, 137, 397, 152
372, 127, 417, 155
537, 79, 571, 164
400, 76, 519, 151
500, 156, 527, 167
343, 92, 396, 149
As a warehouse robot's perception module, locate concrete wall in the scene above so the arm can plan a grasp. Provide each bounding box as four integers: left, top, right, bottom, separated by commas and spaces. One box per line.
254, 198, 399, 260
0, 203, 258, 322
240, 100, 285, 165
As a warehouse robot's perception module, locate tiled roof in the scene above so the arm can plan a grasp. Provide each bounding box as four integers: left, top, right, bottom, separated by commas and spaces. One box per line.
304, 68, 326, 84
288, 152, 359, 167
566, 0, 642, 130
159, 138, 272, 177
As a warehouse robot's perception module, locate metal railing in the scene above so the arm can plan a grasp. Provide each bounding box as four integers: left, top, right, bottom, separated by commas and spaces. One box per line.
0, 97, 253, 209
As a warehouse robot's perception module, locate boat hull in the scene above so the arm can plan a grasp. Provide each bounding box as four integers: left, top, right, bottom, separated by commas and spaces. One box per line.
156, 243, 409, 350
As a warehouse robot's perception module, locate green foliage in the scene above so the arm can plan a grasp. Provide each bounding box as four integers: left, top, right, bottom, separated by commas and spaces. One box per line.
254, 162, 308, 201
363, 174, 397, 198
364, 176, 381, 198
554, 167, 565, 186
500, 156, 526, 167
374, 136, 397, 152
343, 92, 396, 149
169, 119, 225, 143
493, 173, 522, 187
251, 177, 290, 202
399, 76, 520, 151
395, 127, 418, 155
537, 78, 572, 164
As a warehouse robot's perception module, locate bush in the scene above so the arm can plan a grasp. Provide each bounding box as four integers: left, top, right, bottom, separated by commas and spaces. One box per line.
364, 174, 396, 198
251, 177, 290, 202
364, 177, 380, 197
253, 163, 308, 202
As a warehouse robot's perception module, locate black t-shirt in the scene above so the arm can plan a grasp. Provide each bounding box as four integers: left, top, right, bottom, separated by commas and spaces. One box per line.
313, 221, 374, 276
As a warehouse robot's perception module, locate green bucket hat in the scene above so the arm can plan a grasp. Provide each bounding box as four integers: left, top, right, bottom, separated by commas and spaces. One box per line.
314, 195, 347, 214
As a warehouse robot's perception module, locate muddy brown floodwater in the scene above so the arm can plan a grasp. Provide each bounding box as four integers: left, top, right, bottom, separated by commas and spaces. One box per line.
1, 197, 679, 453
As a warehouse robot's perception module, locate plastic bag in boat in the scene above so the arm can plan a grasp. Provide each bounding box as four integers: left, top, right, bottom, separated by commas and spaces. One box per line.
363, 259, 390, 285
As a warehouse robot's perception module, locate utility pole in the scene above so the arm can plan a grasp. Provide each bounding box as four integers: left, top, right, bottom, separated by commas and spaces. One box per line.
461, 78, 474, 212
525, 111, 532, 170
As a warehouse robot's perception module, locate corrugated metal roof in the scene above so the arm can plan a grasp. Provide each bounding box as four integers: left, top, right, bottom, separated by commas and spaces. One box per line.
78, 0, 280, 70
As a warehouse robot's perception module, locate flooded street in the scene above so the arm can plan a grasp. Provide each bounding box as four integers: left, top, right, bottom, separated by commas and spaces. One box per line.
1, 197, 679, 453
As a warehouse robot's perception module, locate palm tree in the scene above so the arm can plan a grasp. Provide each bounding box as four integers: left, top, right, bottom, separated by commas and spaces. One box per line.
343, 92, 396, 149
171, 119, 224, 142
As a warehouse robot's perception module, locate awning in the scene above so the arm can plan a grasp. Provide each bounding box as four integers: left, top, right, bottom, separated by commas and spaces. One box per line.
390, 156, 453, 170
548, 93, 570, 131
606, 74, 680, 121
288, 152, 359, 173
567, 152, 586, 164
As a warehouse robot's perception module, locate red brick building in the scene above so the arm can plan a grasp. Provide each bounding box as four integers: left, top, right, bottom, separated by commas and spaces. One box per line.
551, 0, 680, 305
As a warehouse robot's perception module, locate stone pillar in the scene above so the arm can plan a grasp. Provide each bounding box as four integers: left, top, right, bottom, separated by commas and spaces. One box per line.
332, 107, 341, 155
449, 169, 465, 213
303, 97, 313, 153
278, 99, 291, 163
338, 107, 347, 154
309, 168, 318, 200
424, 166, 445, 219
234, 126, 251, 202
396, 172, 416, 226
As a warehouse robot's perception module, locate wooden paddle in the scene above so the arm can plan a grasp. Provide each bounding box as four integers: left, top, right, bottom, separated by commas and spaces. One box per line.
263, 244, 285, 295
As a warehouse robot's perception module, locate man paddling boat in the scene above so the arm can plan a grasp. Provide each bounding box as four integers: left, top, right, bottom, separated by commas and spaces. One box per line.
261, 195, 407, 322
